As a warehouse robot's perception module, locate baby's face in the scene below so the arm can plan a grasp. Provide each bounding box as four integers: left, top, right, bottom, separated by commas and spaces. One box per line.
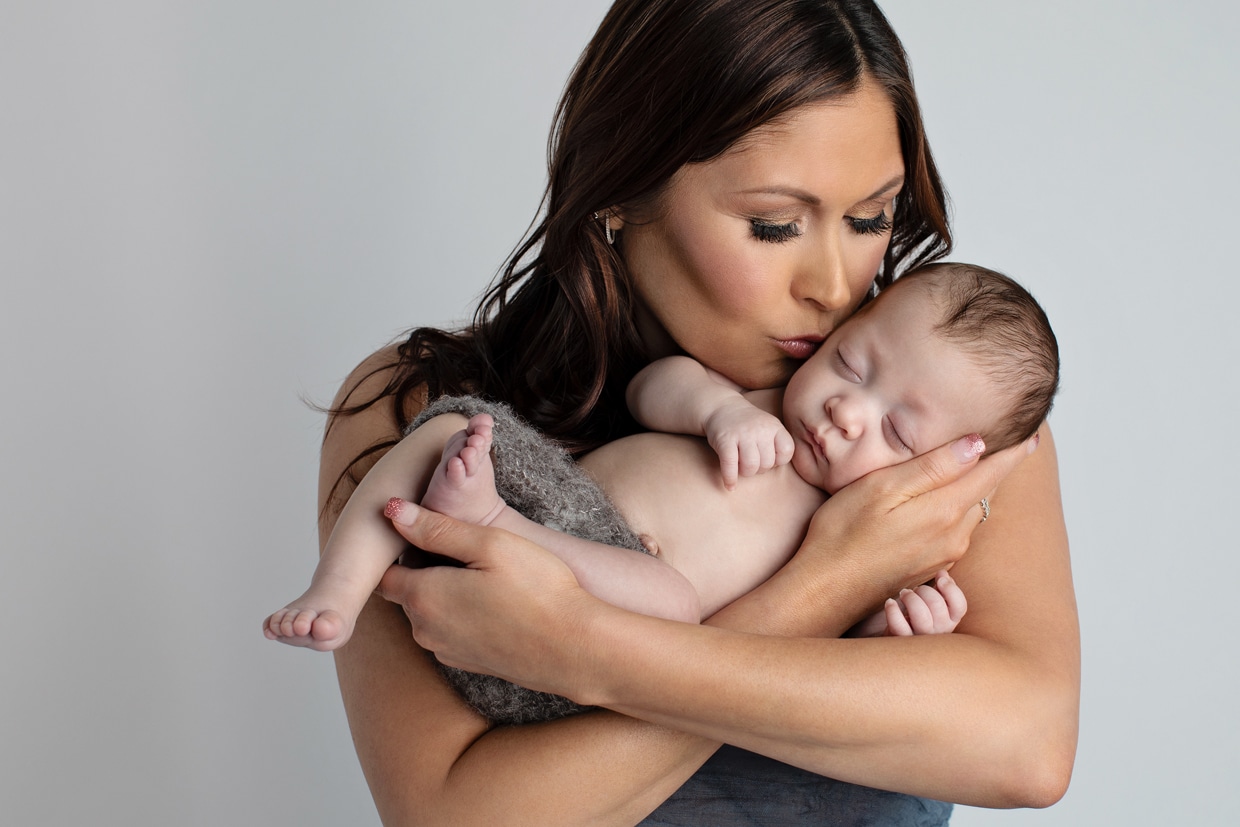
782, 279, 1004, 494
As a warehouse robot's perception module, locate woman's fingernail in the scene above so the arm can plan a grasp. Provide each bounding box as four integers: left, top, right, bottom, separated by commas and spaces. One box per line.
384, 497, 419, 525
952, 434, 985, 463
1028, 431, 1041, 454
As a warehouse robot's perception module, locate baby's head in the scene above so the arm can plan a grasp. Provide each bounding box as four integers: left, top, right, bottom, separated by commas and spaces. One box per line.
783, 262, 1059, 494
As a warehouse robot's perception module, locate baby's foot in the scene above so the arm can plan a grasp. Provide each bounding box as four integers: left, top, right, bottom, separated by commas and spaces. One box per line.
420, 413, 507, 525
263, 586, 356, 652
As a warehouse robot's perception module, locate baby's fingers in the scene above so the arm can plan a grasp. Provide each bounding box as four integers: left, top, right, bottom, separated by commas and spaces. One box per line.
934, 570, 968, 623
884, 599, 914, 636
897, 588, 938, 634
737, 440, 763, 479
774, 428, 795, 467
717, 441, 740, 490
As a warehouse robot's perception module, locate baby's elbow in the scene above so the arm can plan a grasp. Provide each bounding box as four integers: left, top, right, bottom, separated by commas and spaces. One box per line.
678, 587, 703, 625
665, 577, 702, 625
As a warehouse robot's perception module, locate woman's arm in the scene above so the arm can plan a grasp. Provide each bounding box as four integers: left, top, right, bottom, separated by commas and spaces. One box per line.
384, 425, 1077, 810
591, 428, 1076, 806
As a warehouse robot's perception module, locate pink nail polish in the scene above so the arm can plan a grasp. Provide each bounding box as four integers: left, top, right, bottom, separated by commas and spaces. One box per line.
384, 497, 404, 519
952, 434, 985, 463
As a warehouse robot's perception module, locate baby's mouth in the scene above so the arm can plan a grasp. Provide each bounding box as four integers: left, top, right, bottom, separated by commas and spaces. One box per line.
804, 423, 828, 462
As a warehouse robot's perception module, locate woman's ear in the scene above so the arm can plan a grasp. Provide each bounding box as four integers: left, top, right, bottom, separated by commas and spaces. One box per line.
593, 209, 624, 245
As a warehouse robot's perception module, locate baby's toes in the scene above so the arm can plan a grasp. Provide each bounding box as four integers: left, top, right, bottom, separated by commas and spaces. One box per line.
263, 611, 285, 639
277, 608, 311, 638
311, 610, 344, 643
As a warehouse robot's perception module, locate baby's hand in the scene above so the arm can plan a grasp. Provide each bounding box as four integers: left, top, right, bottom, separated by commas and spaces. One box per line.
883, 570, 967, 636
848, 570, 967, 638
703, 398, 795, 490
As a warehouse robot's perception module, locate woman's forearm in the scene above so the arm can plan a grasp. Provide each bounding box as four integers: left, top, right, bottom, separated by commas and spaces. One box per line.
393, 427, 1076, 809
335, 594, 720, 826
561, 427, 1077, 807
575, 613, 1075, 807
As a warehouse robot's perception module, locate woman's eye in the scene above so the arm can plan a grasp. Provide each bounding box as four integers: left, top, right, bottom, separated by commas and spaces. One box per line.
884, 417, 912, 453
749, 219, 802, 243
848, 212, 893, 236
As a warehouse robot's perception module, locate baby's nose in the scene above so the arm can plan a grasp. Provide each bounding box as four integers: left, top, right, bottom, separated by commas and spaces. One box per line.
827, 396, 865, 439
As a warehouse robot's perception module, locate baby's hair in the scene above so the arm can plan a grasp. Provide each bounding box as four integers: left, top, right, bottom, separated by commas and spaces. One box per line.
903, 262, 1060, 452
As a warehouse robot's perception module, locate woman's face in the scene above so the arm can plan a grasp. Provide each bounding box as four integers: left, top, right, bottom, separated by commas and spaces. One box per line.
620, 78, 904, 389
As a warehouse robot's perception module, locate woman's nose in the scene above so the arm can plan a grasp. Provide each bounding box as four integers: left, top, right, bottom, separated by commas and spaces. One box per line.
793, 234, 851, 312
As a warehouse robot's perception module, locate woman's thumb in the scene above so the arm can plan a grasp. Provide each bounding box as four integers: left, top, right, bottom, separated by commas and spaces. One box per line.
384, 497, 483, 565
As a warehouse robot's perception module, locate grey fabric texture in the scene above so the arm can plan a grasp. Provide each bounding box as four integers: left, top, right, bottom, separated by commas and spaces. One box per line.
408, 394, 650, 724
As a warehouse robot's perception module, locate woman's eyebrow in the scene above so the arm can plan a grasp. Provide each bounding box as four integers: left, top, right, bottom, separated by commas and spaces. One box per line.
864, 175, 905, 201
736, 186, 820, 205
736, 175, 905, 206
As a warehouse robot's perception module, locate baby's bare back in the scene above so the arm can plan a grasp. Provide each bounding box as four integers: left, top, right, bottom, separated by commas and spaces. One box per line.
581, 432, 826, 617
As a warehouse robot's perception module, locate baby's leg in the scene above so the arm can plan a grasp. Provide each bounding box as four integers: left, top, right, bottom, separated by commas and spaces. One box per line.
264, 412, 467, 651
420, 413, 509, 526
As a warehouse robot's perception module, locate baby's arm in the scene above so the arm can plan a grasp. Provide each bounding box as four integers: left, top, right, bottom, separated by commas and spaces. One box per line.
848, 570, 968, 638
627, 355, 794, 489
263, 414, 466, 651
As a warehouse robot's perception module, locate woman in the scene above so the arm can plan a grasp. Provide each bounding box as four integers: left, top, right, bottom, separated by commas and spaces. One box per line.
322, 1, 1078, 823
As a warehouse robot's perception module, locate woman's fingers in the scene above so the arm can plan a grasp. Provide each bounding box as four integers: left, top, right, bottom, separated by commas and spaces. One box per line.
886, 434, 987, 501
802, 430, 1040, 598
878, 429, 1039, 507
374, 498, 591, 687
962, 432, 1040, 508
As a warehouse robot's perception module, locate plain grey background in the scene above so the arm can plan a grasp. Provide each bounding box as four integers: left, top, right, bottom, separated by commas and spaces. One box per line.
2, 1, 1236, 824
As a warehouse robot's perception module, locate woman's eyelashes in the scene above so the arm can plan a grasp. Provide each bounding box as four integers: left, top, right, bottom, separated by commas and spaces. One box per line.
848, 212, 893, 236
749, 211, 892, 243
749, 219, 801, 243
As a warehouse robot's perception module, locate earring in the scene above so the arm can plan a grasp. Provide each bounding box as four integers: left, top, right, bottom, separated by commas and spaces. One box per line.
593, 211, 616, 245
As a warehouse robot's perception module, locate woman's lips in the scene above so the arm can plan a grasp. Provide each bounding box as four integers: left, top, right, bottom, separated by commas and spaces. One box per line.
773, 336, 823, 359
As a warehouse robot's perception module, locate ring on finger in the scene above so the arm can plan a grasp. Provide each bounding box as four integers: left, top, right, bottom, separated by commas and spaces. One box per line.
979, 497, 990, 523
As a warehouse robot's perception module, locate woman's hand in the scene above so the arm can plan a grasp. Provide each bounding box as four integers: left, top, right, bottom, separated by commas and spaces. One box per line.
757, 432, 1038, 636
377, 500, 602, 698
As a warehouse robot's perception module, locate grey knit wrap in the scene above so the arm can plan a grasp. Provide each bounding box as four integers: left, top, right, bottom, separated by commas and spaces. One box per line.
408, 395, 649, 725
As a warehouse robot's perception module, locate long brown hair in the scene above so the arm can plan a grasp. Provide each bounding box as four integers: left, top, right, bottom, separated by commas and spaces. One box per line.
326, 0, 952, 500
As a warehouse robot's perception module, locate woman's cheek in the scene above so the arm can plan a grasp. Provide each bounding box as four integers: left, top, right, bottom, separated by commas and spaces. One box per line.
851, 237, 890, 291
687, 245, 770, 318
